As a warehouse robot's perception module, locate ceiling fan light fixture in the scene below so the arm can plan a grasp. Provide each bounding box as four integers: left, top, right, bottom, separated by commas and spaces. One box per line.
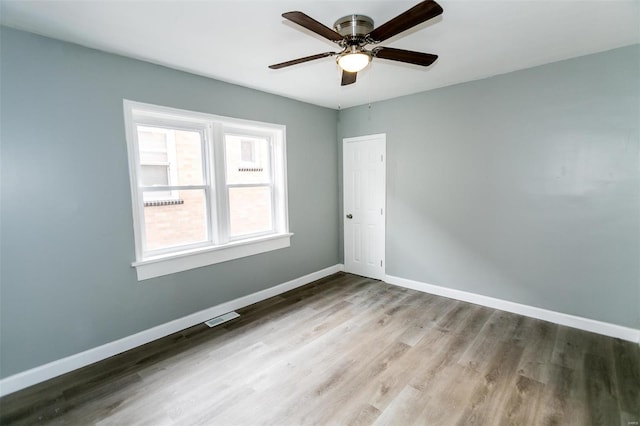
271, 1, 444, 85
337, 50, 371, 73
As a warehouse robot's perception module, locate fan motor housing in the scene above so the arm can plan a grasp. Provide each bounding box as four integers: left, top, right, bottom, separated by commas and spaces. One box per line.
334, 15, 374, 39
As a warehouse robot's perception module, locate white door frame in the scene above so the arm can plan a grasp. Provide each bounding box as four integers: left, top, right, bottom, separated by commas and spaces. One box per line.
343, 133, 386, 280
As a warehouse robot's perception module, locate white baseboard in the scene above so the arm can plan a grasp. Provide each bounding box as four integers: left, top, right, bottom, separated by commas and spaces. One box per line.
0, 264, 344, 397
385, 274, 640, 344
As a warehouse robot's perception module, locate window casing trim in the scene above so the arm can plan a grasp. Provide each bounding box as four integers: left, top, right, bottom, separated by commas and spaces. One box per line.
123, 100, 291, 280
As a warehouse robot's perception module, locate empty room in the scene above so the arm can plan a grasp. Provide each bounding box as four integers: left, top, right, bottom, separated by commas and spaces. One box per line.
0, 0, 639, 424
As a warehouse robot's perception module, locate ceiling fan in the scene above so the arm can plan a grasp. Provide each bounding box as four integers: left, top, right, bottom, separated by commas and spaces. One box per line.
268, 0, 443, 86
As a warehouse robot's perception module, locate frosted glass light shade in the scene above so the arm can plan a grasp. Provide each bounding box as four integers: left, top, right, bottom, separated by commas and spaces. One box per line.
337, 52, 371, 73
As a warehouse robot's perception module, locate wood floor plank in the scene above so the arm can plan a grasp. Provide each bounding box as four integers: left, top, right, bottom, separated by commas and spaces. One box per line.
306, 341, 413, 425
584, 352, 622, 426
455, 341, 525, 425
380, 318, 486, 416
537, 363, 581, 425
256, 294, 434, 424
457, 310, 524, 373
551, 326, 592, 370
1, 273, 636, 426
341, 403, 381, 426
189, 283, 406, 424
514, 317, 558, 384
612, 338, 640, 419
411, 363, 481, 425
371, 385, 425, 426
304, 293, 446, 418
498, 374, 545, 425
369, 327, 451, 410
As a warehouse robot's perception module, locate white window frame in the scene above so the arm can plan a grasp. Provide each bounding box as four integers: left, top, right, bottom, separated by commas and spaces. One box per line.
123, 100, 292, 280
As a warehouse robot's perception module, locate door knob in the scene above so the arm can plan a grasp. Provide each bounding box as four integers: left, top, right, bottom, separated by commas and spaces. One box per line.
346, 214, 353, 219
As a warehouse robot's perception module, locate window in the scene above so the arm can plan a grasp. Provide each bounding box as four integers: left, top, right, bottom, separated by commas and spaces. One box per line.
123, 100, 291, 280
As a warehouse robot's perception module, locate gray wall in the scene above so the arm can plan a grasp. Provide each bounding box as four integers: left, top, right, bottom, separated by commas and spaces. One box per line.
0, 27, 339, 378
338, 44, 640, 330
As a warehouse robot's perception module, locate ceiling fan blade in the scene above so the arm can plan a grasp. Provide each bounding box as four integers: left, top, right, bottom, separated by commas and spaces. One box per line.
341, 71, 357, 86
269, 52, 337, 69
367, 0, 443, 43
282, 11, 344, 42
372, 47, 438, 66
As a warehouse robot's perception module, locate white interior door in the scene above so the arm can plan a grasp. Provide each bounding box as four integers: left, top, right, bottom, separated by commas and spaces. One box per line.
343, 134, 386, 280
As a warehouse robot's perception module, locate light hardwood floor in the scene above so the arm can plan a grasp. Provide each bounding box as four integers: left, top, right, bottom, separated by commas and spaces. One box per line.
1, 273, 638, 425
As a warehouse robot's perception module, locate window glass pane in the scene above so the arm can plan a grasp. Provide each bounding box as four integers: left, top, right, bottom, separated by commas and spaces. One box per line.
174, 129, 204, 186
225, 135, 270, 184
228, 186, 273, 237
137, 126, 204, 187
241, 140, 255, 162
138, 127, 168, 163
143, 189, 208, 251
141, 164, 172, 201
140, 165, 169, 186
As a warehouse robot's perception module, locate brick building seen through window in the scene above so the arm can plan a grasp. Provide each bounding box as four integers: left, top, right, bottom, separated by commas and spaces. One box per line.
138, 128, 271, 251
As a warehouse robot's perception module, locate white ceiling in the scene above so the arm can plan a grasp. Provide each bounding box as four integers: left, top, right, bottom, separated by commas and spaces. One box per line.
1, 1, 639, 109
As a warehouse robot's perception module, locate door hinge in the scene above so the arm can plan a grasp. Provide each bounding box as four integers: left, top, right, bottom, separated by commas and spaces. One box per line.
380, 260, 383, 267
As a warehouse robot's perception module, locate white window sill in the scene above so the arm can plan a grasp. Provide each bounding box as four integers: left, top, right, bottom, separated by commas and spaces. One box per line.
132, 233, 293, 281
